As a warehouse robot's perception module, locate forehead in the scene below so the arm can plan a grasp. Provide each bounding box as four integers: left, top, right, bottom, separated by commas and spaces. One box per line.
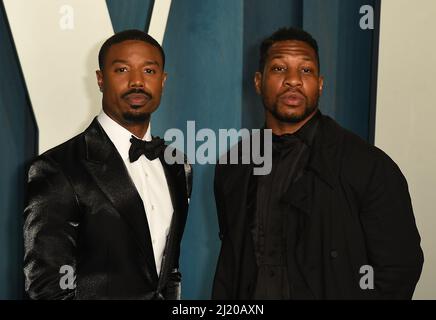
105, 40, 162, 64
266, 40, 317, 61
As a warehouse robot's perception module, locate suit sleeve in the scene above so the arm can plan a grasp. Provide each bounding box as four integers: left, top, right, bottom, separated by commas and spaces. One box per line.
24, 156, 80, 300
359, 151, 424, 299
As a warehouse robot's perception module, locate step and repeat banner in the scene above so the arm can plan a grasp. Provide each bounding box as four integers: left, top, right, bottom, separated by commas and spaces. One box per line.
3, 0, 434, 300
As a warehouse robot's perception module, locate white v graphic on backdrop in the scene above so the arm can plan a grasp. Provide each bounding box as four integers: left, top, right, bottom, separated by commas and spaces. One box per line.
148, 0, 172, 45
4, 0, 171, 154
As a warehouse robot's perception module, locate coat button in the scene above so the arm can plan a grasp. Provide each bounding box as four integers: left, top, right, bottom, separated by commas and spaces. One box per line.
330, 250, 338, 259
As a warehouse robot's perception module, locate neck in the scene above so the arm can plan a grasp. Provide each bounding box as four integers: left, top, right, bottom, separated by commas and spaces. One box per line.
266, 109, 317, 135
104, 110, 150, 139
123, 121, 150, 139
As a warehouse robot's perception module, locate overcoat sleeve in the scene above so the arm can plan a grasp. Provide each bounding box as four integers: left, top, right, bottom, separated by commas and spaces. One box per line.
359, 150, 424, 299
211, 163, 233, 299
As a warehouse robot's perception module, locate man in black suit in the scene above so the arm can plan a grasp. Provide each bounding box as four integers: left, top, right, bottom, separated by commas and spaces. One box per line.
24, 30, 192, 299
212, 27, 423, 299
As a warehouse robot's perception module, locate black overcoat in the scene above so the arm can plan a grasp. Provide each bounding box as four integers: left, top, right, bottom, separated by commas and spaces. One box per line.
212, 113, 423, 299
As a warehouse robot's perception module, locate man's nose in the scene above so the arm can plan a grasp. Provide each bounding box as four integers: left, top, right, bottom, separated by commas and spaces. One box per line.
128, 70, 144, 88
284, 69, 302, 87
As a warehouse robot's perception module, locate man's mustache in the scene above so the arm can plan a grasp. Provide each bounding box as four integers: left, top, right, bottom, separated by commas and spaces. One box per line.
279, 88, 305, 98
121, 88, 152, 100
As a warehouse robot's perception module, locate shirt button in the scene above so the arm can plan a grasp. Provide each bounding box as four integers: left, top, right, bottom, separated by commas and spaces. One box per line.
145, 173, 148, 178
151, 205, 155, 210
330, 250, 338, 259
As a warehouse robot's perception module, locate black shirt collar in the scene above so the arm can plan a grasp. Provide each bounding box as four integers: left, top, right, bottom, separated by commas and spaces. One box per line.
270, 110, 321, 147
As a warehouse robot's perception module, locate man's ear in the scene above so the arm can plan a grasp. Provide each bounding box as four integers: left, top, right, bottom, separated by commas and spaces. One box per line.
254, 72, 262, 95
318, 76, 324, 96
96, 70, 104, 91
161, 72, 168, 89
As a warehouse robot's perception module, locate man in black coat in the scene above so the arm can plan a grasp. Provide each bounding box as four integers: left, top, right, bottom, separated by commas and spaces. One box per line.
24, 30, 192, 299
212, 27, 423, 299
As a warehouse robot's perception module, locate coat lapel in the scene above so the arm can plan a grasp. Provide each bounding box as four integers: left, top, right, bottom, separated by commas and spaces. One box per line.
156, 150, 188, 290
81, 119, 158, 285
282, 115, 340, 299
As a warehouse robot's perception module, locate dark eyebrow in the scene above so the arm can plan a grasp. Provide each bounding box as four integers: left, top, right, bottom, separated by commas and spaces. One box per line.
111, 59, 128, 65
143, 60, 161, 67
301, 56, 315, 62
269, 54, 315, 62
111, 59, 161, 67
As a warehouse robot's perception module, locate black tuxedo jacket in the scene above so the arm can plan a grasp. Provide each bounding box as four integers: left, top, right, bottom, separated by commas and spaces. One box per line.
24, 119, 192, 300
212, 113, 423, 299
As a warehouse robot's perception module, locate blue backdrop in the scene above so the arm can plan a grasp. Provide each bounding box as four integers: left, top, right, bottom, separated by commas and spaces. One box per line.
0, 2, 38, 299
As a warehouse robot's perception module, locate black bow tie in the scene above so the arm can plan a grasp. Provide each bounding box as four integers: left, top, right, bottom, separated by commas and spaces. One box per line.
129, 135, 165, 162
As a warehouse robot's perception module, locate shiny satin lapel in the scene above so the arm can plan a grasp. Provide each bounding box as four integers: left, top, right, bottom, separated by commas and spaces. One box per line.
81, 119, 158, 284
159, 151, 187, 226
157, 150, 187, 289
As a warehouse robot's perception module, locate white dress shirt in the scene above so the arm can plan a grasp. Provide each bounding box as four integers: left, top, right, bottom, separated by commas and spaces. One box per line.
97, 111, 173, 276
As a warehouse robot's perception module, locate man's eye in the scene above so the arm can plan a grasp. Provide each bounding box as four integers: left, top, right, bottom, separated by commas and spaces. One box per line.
272, 66, 286, 72
302, 67, 313, 73
144, 68, 156, 74
115, 67, 128, 73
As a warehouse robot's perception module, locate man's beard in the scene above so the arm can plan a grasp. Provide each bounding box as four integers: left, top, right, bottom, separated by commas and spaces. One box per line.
122, 109, 150, 123
120, 88, 152, 123
266, 94, 319, 124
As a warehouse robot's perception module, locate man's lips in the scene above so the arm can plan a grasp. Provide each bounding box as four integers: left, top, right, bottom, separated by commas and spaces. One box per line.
123, 93, 150, 105
279, 91, 305, 106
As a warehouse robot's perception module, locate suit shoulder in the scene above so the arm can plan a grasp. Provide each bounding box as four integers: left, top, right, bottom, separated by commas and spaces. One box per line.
341, 123, 399, 172
321, 116, 406, 192
29, 131, 86, 175
321, 115, 394, 168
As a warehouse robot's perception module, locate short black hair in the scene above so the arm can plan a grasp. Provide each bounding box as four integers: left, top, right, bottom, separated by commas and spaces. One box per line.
98, 29, 165, 70
258, 27, 320, 72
